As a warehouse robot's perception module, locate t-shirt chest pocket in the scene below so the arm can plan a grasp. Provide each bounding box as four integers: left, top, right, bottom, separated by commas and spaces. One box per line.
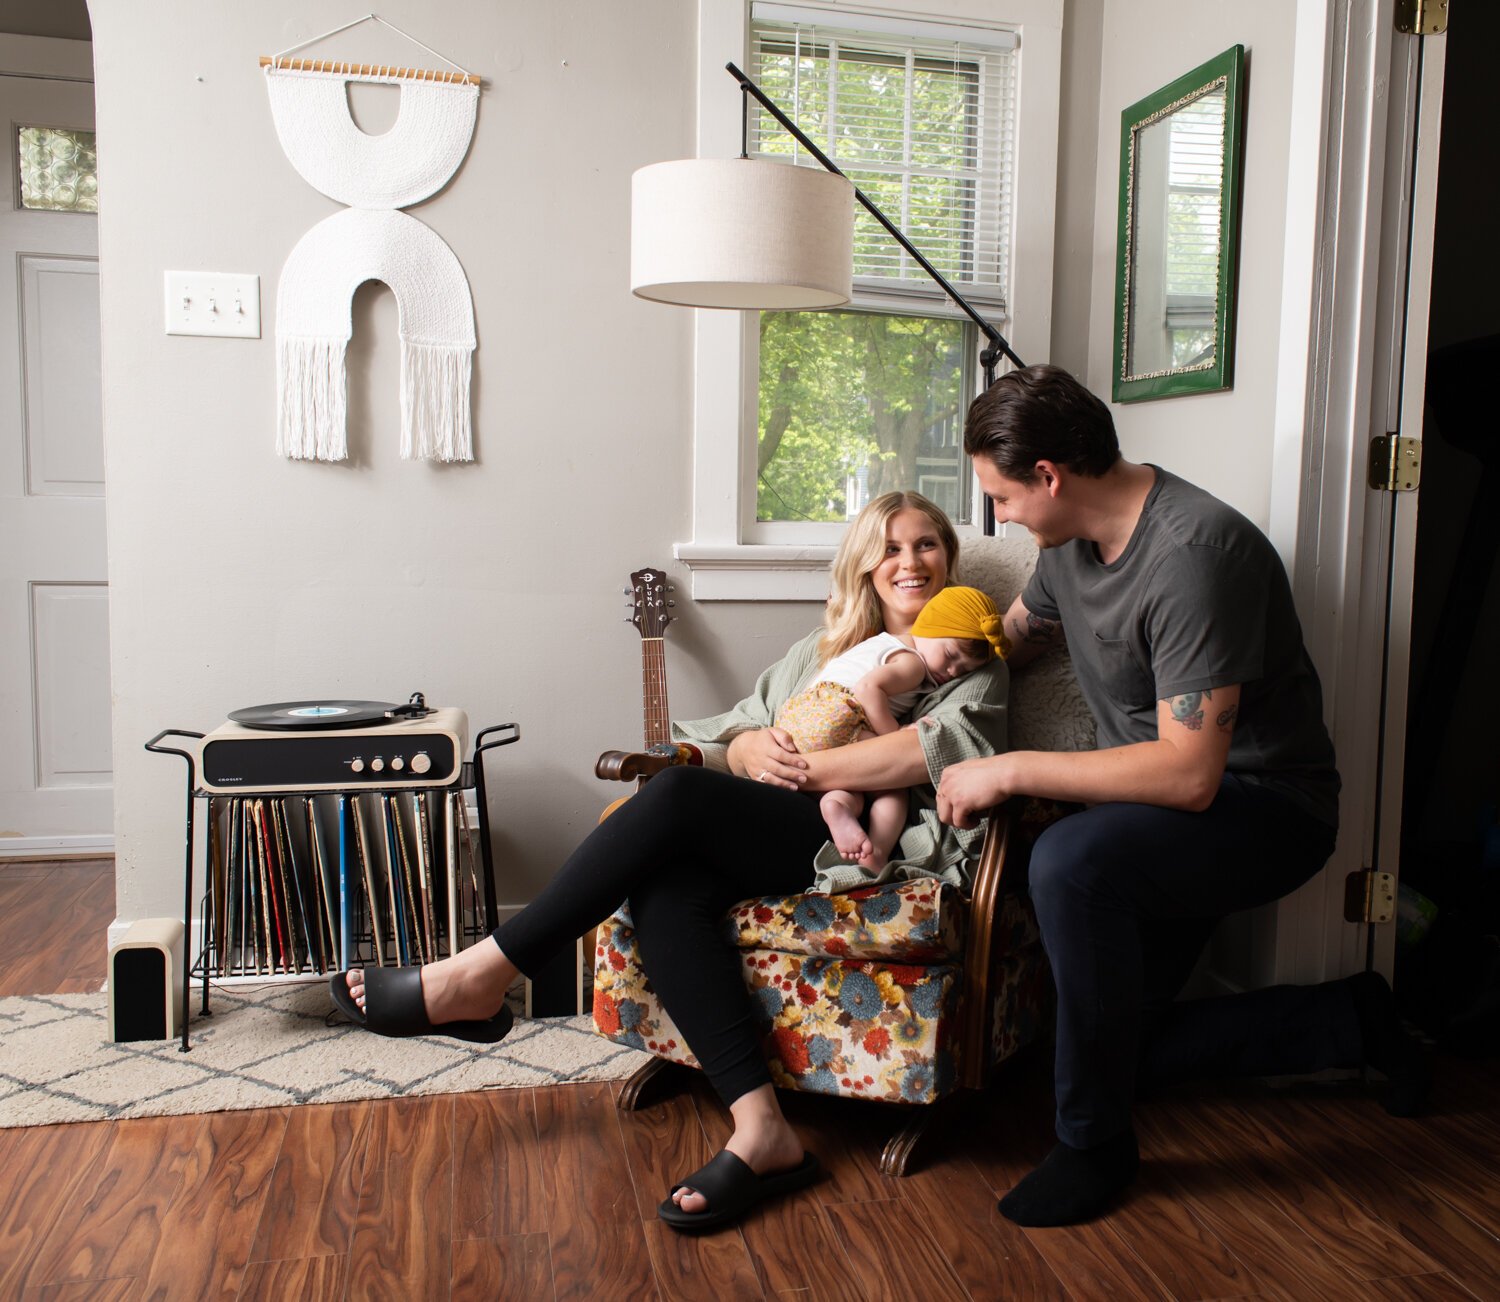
1092, 636, 1157, 710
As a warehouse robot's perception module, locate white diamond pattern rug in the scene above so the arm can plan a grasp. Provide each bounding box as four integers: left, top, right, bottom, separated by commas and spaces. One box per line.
0, 982, 647, 1128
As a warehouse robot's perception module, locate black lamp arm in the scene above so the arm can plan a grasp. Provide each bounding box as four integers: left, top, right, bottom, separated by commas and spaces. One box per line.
726, 61, 1024, 374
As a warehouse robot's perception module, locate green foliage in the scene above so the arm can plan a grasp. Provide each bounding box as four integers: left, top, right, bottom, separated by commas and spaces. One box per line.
757, 310, 969, 522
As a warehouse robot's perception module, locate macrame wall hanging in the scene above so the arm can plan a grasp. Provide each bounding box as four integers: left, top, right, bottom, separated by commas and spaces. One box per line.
262, 15, 481, 462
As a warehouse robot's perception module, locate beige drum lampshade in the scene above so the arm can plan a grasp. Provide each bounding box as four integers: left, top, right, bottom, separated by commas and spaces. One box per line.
631, 157, 854, 309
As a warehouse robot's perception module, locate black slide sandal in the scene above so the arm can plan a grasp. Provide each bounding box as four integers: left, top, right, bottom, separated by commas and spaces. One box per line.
327, 968, 515, 1044
657, 1150, 821, 1232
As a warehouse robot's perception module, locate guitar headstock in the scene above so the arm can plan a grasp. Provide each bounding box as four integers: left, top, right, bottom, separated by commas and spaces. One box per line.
627, 568, 675, 639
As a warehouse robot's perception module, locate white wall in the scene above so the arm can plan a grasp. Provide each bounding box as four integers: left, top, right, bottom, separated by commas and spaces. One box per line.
91, 0, 819, 921
1084, 1, 1296, 531
92, 0, 1315, 935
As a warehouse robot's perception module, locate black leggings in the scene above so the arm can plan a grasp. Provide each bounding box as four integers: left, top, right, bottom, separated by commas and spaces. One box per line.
491, 765, 827, 1105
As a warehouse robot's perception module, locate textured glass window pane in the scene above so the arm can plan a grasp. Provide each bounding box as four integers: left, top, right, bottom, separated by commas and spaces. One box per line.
757, 309, 972, 524
18, 126, 99, 213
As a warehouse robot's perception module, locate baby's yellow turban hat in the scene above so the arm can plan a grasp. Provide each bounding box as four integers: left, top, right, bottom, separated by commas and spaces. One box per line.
911, 585, 1010, 659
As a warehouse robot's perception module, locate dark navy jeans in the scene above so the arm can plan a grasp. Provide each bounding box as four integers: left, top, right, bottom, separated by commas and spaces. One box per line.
1028, 774, 1349, 1147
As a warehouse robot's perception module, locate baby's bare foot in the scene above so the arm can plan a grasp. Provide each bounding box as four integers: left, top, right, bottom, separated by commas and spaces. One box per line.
821, 795, 872, 863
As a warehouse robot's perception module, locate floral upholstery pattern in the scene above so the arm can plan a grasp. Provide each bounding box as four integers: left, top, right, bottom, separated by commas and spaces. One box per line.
725, 878, 966, 964
593, 877, 1051, 1105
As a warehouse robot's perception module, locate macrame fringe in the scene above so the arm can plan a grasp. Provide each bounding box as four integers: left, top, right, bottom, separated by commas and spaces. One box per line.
277, 336, 349, 461
400, 340, 473, 462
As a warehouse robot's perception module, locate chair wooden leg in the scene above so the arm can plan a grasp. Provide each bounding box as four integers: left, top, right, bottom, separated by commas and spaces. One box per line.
616, 1057, 680, 1111
878, 1105, 946, 1176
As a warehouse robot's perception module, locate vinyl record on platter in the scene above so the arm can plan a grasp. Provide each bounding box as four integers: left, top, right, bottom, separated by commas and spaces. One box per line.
228, 700, 401, 731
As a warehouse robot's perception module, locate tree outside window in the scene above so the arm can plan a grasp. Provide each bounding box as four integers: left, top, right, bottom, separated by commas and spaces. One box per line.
749, 17, 1012, 528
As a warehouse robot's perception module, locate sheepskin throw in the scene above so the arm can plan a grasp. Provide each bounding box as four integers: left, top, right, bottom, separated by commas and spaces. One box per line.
265, 67, 480, 462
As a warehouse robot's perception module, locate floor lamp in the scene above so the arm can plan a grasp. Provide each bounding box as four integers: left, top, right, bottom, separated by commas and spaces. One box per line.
631, 62, 1026, 533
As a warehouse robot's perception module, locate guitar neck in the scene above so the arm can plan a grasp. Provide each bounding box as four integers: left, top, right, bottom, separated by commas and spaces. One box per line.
641, 637, 670, 748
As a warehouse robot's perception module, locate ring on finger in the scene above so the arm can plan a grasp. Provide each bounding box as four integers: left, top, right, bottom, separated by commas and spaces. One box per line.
758, 770, 770, 782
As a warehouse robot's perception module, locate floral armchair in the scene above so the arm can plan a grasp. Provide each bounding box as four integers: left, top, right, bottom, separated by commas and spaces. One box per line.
591, 536, 1095, 1173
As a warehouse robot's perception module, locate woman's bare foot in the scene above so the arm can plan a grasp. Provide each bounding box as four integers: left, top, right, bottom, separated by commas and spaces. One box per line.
672, 1085, 806, 1215
344, 940, 518, 1023
820, 791, 872, 865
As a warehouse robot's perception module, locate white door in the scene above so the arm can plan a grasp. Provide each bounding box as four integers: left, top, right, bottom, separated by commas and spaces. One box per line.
0, 40, 110, 854
1261, 6, 1448, 988
1363, 28, 1447, 975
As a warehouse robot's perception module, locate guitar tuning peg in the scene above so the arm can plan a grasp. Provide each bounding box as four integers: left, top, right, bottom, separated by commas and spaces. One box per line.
621, 587, 631, 596
667, 600, 676, 607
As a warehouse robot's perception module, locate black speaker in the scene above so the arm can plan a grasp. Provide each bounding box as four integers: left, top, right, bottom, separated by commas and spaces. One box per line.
528, 939, 585, 1017
112, 949, 167, 1040
108, 918, 184, 1042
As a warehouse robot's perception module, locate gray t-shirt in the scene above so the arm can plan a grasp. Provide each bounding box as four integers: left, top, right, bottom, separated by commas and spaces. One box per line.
1021, 466, 1339, 827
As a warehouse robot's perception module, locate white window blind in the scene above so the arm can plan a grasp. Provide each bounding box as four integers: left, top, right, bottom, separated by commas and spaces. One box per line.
748, 4, 1017, 314
1164, 87, 1225, 328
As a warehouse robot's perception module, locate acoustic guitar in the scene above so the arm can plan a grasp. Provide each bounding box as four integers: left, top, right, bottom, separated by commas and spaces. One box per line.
600, 567, 678, 822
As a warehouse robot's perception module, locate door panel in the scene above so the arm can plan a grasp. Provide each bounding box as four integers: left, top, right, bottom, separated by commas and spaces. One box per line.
31, 582, 112, 787
22, 254, 103, 496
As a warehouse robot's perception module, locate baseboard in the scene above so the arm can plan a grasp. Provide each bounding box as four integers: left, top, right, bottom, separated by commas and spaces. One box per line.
0, 834, 114, 858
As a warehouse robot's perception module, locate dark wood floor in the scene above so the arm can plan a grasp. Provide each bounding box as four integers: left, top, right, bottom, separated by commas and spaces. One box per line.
1, 856, 1495, 1300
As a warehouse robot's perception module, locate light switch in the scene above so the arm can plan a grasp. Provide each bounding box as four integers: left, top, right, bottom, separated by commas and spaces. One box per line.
164, 271, 261, 339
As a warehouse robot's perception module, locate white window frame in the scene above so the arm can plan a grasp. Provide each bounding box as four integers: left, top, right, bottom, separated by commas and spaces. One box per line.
676, 0, 1063, 599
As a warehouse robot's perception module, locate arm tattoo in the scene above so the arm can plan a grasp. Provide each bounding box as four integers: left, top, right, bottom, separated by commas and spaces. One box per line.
1168, 690, 1207, 732
1216, 703, 1238, 733
1012, 611, 1061, 646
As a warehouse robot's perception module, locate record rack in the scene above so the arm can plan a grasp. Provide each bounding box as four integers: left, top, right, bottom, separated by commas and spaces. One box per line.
145, 698, 518, 1051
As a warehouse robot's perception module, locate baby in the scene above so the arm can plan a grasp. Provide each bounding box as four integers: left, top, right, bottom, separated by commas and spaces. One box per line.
774, 585, 1009, 873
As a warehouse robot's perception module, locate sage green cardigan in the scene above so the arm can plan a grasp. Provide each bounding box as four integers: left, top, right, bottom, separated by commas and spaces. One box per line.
671, 629, 1009, 894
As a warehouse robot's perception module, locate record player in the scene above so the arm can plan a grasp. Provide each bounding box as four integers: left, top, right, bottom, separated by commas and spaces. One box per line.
197, 696, 469, 794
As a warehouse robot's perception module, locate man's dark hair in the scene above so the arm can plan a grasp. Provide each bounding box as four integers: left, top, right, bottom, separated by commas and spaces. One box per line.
963, 364, 1120, 482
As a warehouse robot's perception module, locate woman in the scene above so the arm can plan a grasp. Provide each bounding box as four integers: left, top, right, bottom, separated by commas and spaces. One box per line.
333, 491, 1009, 1230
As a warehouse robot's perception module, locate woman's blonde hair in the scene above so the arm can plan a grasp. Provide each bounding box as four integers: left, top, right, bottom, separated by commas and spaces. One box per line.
819, 491, 960, 664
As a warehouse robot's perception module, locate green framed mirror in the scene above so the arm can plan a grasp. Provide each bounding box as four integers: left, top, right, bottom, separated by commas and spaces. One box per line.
1113, 45, 1245, 403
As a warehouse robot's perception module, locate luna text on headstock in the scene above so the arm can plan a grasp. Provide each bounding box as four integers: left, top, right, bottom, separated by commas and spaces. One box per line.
627, 567, 676, 640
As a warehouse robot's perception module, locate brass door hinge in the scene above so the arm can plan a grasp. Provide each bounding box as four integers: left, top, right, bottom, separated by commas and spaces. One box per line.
1368, 434, 1422, 492
1345, 869, 1397, 924
1396, 0, 1449, 35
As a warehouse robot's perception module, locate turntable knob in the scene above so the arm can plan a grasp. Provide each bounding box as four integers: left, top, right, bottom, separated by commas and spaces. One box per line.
370, 757, 385, 773
410, 753, 432, 774
350, 758, 365, 774
391, 756, 406, 772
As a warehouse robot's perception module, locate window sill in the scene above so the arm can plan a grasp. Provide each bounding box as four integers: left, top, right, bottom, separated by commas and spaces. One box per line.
673, 542, 837, 601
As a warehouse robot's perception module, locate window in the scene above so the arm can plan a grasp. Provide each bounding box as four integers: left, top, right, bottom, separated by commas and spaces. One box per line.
679, 0, 1061, 598
1163, 92, 1225, 368
757, 308, 974, 524
17, 126, 98, 213
748, 9, 1013, 529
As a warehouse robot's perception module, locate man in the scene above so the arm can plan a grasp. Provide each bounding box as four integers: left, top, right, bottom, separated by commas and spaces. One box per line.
938, 365, 1426, 1227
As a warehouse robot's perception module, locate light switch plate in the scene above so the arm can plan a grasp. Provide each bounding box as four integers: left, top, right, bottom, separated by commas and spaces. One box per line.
164, 270, 261, 338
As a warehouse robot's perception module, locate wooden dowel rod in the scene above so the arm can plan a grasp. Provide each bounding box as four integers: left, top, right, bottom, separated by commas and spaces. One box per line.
258, 55, 481, 86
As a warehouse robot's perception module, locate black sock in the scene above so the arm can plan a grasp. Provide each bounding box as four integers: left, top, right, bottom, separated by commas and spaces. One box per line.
1345, 971, 1430, 1117
998, 1130, 1139, 1227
